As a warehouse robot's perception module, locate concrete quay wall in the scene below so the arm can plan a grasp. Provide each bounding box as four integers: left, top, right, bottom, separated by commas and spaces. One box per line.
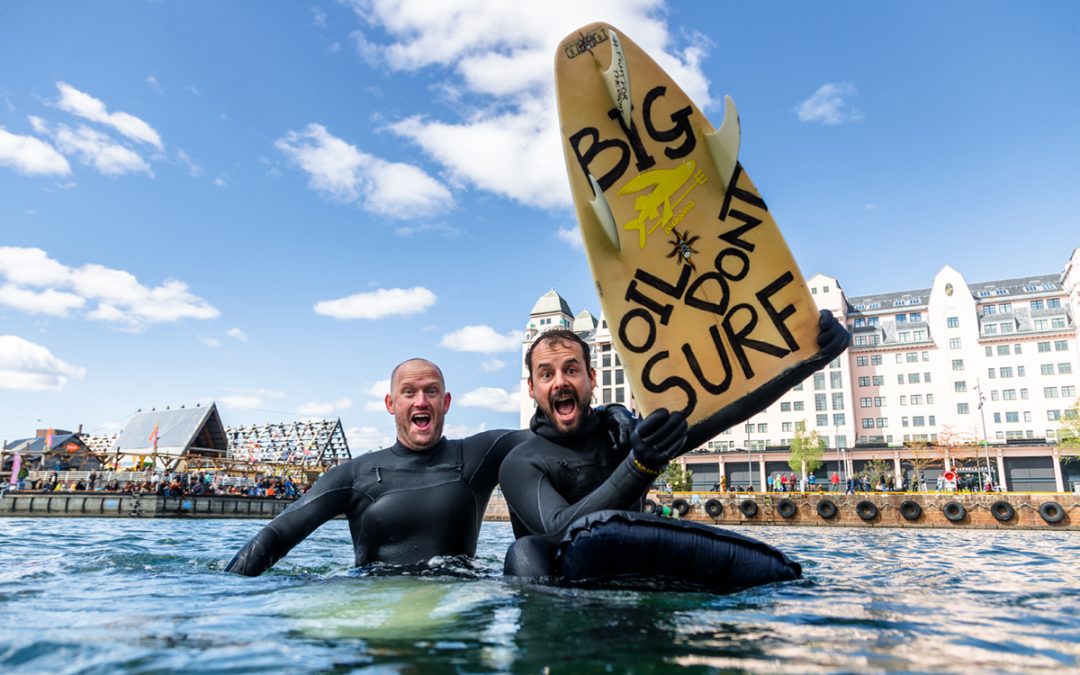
641, 492, 1080, 530
0, 491, 293, 519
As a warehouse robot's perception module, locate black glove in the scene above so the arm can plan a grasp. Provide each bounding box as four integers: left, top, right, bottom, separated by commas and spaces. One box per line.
815, 309, 850, 360
631, 408, 687, 473
594, 403, 638, 451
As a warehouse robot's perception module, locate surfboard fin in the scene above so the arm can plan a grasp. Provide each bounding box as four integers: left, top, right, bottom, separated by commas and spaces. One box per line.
601, 30, 632, 129
588, 173, 621, 252
704, 95, 741, 193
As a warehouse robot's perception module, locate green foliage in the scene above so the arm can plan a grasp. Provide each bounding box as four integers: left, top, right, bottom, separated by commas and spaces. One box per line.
864, 457, 891, 485
1057, 399, 1080, 459
660, 462, 694, 492
788, 423, 824, 475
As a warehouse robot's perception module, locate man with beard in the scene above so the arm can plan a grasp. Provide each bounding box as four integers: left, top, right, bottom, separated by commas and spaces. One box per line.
227, 358, 632, 576
499, 311, 849, 577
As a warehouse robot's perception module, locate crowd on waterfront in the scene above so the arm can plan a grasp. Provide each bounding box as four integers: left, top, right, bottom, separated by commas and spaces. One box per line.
7, 470, 311, 498
712, 470, 995, 493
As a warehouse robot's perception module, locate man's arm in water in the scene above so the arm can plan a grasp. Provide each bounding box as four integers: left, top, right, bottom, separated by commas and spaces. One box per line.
225, 461, 359, 576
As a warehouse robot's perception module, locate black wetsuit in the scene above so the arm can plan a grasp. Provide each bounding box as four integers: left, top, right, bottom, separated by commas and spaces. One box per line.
498, 410, 654, 539
226, 429, 530, 576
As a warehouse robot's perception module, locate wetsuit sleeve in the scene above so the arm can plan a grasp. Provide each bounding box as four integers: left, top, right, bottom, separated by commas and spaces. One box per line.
499, 445, 656, 536
225, 461, 358, 576
463, 429, 533, 496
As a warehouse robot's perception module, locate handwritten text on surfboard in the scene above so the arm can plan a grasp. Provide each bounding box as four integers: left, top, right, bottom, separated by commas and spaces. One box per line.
568, 85, 801, 417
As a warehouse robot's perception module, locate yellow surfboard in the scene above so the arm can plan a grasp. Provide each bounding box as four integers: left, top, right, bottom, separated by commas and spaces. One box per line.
555, 23, 830, 447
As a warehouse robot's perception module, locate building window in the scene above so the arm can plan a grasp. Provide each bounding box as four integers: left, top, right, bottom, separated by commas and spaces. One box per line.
900, 395, 907, 406
1035, 319, 1048, 331
895, 354, 904, 364
1000, 367, 1013, 378
816, 415, 828, 427
873, 375, 884, 386
782, 422, 793, 432
757, 423, 767, 433
1047, 298, 1061, 309
949, 338, 962, 349
924, 372, 932, 382
1063, 385, 1076, 397
876, 418, 888, 428
913, 416, 925, 427
947, 316, 959, 328
1020, 388, 1029, 400
897, 374, 904, 385
955, 381, 967, 392
1055, 340, 1069, 351
814, 372, 826, 390
830, 371, 843, 389
871, 355, 883, 366
815, 394, 827, 411
896, 314, 907, 323
1030, 299, 1044, 310
1041, 363, 1055, 375
952, 359, 964, 371
832, 393, 845, 410
991, 390, 1000, 401
1038, 341, 1051, 353
957, 403, 969, 414
984, 305, 996, 315
860, 397, 872, 408
1048, 410, 1061, 421
906, 352, 919, 363
911, 394, 922, 405
862, 418, 875, 429
874, 396, 886, 407
1002, 389, 1016, 400
1052, 317, 1067, 329
856, 356, 868, 367
988, 368, 996, 379
996, 345, 1009, 356
780, 402, 791, 412
1005, 411, 1019, 423
833, 413, 845, 426
793, 401, 804, 411
984, 324, 998, 335
1000, 322, 1014, 334
858, 376, 870, 387
1044, 387, 1058, 398
908, 373, 921, 384
901, 416, 909, 427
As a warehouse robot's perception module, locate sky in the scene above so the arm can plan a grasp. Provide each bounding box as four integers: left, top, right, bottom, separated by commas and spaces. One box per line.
1, 0, 1079, 450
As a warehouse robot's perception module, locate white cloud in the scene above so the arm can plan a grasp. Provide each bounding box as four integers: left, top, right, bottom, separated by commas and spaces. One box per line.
344, 0, 713, 209
443, 421, 489, 438
480, 358, 507, 372
346, 425, 395, 453
226, 327, 248, 341
392, 222, 462, 237
440, 324, 522, 353
0, 335, 86, 391
219, 394, 265, 410
54, 81, 164, 150
364, 377, 392, 411
275, 123, 453, 218
0, 126, 71, 176
198, 336, 221, 347
296, 396, 353, 417
0, 247, 218, 330
146, 74, 163, 94
176, 148, 203, 177
795, 82, 863, 125
314, 286, 436, 320
312, 6, 328, 26
457, 386, 519, 413
44, 120, 153, 177
555, 225, 583, 250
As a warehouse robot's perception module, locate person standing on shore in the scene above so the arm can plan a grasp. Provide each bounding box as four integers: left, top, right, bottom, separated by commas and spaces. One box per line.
226, 358, 632, 576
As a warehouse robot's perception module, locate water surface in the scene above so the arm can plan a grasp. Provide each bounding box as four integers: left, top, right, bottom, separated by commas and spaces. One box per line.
1, 518, 1077, 673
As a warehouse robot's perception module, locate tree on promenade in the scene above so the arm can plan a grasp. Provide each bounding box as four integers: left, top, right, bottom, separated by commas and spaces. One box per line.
788, 422, 824, 482
1056, 400, 1080, 461
660, 462, 694, 492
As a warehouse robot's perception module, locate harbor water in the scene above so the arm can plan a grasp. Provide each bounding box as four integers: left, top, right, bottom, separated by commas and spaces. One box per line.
1, 518, 1077, 673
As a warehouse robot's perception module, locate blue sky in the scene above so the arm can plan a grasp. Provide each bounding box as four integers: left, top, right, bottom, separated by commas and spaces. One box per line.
2, 1, 1078, 449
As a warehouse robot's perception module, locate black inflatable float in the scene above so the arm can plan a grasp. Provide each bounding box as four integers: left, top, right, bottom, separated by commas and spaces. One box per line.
704, 499, 723, 517
672, 498, 691, 516
554, 510, 802, 593
943, 501, 967, 522
738, 499, 759, 518
776, 498, 797, 519
855, 500, 879, 521
816, 499, 838, 520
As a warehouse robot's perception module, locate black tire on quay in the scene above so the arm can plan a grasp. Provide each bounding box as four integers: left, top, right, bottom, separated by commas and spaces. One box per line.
672, 498, 690, 516
643, 499, 657, 514
739, 499, 759, 518
776, 498, 797, 519
1039, 501, 1065, 524
990, 500, 1015, 523
855, 500, 879, 521
816, 499, 838, 520
899, 500, 922, 521
943, 501, 966, 523
704, 499, 723, 518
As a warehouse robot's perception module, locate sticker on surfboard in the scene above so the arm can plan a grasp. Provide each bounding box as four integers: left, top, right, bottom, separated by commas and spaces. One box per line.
555, 22, 831, 444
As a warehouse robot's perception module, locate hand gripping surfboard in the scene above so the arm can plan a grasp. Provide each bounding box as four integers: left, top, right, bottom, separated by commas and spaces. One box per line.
555, 23, 835, 448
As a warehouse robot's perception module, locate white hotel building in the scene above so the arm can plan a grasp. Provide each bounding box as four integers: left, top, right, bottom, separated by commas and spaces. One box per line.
520, 248, 1080, 493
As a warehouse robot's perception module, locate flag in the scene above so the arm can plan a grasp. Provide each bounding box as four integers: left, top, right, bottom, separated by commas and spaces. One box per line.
149, 422, 159, 450
8, 451, 19, 487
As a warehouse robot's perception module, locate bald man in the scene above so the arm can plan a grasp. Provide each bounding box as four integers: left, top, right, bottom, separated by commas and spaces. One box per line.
226, 359, 632, 576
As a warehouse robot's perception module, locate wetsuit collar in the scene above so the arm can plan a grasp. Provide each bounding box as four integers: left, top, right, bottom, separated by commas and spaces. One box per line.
389, 437, 447, 458
530, 408, 602, 448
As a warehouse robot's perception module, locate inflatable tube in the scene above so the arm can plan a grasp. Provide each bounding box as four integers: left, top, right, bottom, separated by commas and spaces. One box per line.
816, 499, 837, 520
899, 500, 922, 521
672, 498, 690, 517
738, 499, 759, 518
942, 501, 966, 523
643, 499, 657, 514
776, 498, 797, 519
1039, 501, 1065, 524
555, 510, 802, 593
855, 500, 878, 521
704, 499, 723, 518
990, 500, 1015, 523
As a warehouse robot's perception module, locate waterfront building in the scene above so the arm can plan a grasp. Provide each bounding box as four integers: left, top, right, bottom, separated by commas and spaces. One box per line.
521, 248, 1080, 493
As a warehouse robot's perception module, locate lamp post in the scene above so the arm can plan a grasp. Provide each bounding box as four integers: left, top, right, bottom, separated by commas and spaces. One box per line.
975, 379, 994, 491
746, 424, 753, 492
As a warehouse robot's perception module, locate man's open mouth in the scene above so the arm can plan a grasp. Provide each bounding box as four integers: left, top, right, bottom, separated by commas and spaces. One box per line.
411, 413, 432, 430
552, 393, 577, 417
